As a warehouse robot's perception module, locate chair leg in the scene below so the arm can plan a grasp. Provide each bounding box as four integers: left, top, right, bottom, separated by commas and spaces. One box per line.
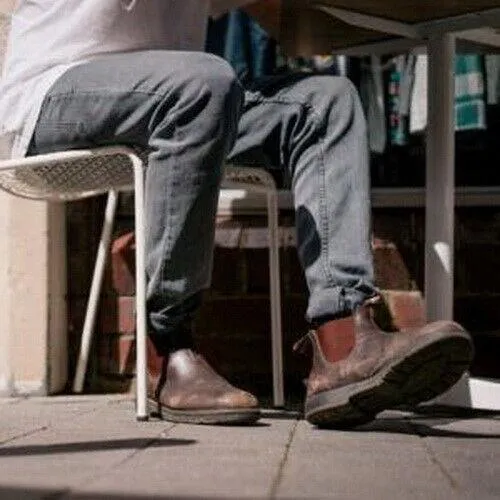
267, 190, 284, 407
73, 190, 119, 393
133, 158, 148, 421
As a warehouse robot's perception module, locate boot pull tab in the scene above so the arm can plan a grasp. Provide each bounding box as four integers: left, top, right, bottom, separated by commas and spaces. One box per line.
293, 330, 315, 355
354, 295, 381, 329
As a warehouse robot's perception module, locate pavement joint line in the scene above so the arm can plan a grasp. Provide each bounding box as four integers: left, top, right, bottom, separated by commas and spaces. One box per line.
0, 425, 48, 447
420, 438, 462, 493
408, 419, 462, 493
269, 418, 299, 499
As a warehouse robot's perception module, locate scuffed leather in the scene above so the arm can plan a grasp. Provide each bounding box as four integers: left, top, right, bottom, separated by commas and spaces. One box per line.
303, 303, 467, 397
150, 349, 258, 411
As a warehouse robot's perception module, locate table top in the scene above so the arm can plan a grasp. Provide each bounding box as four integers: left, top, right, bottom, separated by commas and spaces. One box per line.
305, 1, 500, 23
245, 0, 500, 55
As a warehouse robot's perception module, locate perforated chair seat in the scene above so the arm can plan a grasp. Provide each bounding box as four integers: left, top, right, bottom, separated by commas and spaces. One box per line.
0, 147, 150, 201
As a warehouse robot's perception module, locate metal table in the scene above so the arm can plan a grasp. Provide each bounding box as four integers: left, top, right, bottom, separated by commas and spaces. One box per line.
245, 0, 500, 409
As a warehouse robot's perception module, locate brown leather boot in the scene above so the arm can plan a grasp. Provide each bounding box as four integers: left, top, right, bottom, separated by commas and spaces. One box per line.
295, 301, 473, 428
147, 345, 260, 425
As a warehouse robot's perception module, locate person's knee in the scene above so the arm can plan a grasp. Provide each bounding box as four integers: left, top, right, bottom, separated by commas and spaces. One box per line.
310, 75, 366, 133
283, 74, 363, 130
181, 53, 243, 113
144, 51, 242, 117
305, 75, 359, 108
202, 53, 242, 100
194, 54, 243, 147
145, 52, 242, 151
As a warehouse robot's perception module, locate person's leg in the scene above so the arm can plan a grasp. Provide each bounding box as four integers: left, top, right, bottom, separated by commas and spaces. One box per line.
229, 73, 378, 320
29, 50, 259, 424
228, 73, 473, 427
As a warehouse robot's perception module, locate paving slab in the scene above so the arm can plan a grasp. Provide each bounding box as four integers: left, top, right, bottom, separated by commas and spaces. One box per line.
422, 437, 500, 500
401, 408, 500, 498
0, 396, 115, 433
0, 398, 174, 494
0, 397, 498, 499
72, 417, 296, 499
277, 413, 461, 500
0, 396, 120, 449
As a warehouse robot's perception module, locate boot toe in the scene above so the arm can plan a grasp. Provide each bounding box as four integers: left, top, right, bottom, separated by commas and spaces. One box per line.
219, 390, 259, 409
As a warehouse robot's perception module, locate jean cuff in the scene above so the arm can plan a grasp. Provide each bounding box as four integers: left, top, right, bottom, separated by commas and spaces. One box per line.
306, 285, 379, 324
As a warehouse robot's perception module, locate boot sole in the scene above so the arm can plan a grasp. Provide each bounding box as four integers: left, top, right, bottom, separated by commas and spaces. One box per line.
305, 331, 473, 429
148, 399, 261, 425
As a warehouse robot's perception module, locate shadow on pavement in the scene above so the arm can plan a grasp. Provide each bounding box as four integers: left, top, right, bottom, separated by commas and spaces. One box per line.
352, 419, 500, 438
408, 404, 500, 419
0, 438, 196, 457
345, 406, 500, 438
0, 487, 260, 500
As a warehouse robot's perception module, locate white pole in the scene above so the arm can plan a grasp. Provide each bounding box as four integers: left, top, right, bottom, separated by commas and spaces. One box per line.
267, 191, 284, 407
73, 190, 118, 393
132, 156, 148, 421
425, 34, 456, 322
425, 34, 474, 408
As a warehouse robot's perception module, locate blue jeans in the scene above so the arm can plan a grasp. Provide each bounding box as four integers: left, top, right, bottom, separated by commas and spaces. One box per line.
28, 51, 377, 353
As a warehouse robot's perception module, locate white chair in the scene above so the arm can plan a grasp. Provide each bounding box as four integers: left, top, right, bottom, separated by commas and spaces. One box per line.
0, 154, 286, 410
0, 11, 284, 416
219, 166, 284, 407
66, 163, 285, 408
0, 148, 150, 420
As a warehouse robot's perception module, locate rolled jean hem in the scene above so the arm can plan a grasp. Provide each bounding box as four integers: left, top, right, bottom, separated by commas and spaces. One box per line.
306, 287, 379, 324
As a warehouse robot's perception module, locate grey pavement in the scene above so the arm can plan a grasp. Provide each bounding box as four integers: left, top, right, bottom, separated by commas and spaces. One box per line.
0, 395, 499, 499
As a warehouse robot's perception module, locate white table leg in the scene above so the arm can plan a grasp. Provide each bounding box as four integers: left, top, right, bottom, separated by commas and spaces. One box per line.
424, 37, 500, 410
424, 34, 471, 407
425, 34, 456, 323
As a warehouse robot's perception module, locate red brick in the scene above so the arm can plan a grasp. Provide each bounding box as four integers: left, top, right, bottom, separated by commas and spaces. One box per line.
98, 334, 136, 376
110, 231, 136, 296
381, 290, 426, 330
100, 296, 136, 334
373, 239, 412, 290
116, 335, 136, 375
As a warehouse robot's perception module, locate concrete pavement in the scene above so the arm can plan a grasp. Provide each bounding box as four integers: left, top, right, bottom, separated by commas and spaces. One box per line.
0, 395, 498, 499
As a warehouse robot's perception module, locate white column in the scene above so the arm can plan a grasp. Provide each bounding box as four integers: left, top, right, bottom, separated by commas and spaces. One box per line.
425, 34, 456, 322
0, 192, 12, 395
0, 194, 67, 396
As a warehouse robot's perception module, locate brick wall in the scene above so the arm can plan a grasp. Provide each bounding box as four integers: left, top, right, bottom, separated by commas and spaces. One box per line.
66, 198, 500, 397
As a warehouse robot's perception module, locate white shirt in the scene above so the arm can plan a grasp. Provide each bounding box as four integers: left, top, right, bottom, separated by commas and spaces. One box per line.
0, 0, 210, 158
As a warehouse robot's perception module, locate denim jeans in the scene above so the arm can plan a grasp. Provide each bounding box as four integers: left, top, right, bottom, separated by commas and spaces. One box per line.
28, 50, 377, 354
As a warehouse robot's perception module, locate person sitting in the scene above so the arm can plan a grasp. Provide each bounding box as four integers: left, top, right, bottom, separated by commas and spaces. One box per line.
0, 0, 473, 427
